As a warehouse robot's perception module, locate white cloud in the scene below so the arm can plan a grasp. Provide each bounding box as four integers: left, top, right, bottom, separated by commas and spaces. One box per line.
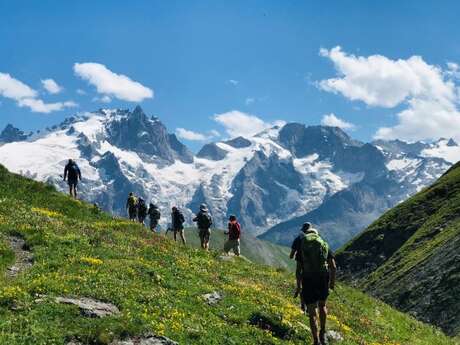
0, 73, 37, 99
41, 78, 63, 94
245, 97, 255, 105
0, 72, 77, 113
76, 88, 87, 95
214, 110, 285, 138
74, 62, 153, 102
18, 99, 77, 113
176, 128, 219, 141
92, 95, 112, 103
227, 79, 239, 86
321, 113, 355, 130
319, 46, 460, 142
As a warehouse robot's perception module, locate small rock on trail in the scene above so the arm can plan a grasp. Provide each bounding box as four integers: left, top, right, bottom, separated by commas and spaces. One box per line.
55, 297, 120, 318
6, 236, 33, 277
202, 291, 223, 305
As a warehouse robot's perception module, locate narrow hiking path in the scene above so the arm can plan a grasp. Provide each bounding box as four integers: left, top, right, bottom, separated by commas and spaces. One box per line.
6, 235, 33, 278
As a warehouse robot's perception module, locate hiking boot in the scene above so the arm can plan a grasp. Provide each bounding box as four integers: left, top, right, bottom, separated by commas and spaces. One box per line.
319, 329, 327, 345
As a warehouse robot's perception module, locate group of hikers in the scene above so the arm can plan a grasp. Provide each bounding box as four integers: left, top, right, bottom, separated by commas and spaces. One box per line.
64, 159, 337, 345
125, 193, 241, 256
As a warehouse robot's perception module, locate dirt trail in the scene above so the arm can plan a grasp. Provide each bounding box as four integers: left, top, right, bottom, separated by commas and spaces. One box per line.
6, 236, 33, 277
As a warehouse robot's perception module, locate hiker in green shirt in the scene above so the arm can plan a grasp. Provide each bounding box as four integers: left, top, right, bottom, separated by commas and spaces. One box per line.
298, 222, 336, 345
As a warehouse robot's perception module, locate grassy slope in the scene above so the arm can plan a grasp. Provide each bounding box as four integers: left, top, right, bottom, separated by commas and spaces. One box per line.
336, 162, 460, 337
0, 165, 457, 345
165, 228, 294, 270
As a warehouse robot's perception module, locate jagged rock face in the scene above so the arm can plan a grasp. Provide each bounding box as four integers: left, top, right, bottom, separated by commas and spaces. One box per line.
227, 152, 304, 230
196, 143, 228, 160
278, 124, 360, 159
224, 136, 252, 148
0, 124, 29, 143
106, 106, 193, 164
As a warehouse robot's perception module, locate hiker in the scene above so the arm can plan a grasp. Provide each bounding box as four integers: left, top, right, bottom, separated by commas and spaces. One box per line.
290, 222, 311, 309
137, 197, 148, 225
126, 192, 138, 221
192, 204, 213, 250
298, 222, 336, 345
63, 159, 81, 199
171, 206, 186, 245
147, 203, 161, 232
224, 215, 241, 256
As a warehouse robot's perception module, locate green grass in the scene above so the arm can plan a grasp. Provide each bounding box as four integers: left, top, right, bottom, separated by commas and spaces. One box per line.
0, 164, 457, 345
164, 227, 294, 270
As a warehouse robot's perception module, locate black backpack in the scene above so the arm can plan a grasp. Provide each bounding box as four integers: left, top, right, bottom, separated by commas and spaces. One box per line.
197, 212, 212, 229
67, 163, 80, 180
138, 200, 147, 215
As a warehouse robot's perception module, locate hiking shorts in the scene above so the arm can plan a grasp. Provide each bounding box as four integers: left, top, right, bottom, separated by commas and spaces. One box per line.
68, 179, 78, 188
301, 272, 330, 305
128, 207, 137, 220
224, 239, 240, 256
199, 228, 211, 242
150, 219, 158, 231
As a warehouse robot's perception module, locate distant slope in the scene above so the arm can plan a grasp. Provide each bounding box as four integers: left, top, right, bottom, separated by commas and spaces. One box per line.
336, 162, 460, 336
260, 175, 400, 250
166, 227, 294, 269
0, 164, 456, 344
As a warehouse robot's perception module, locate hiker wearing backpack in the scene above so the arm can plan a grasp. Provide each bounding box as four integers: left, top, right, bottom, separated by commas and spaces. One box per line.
290, 223, 311, 309
63, 159, 82, 199
192, 204, 213, 250
126, 193, 138, 221
171, 206, 186, 245
224, 215, 241, 256
148, 203, 161, 232
137, 198, 148, 225
298, 222, 336, 345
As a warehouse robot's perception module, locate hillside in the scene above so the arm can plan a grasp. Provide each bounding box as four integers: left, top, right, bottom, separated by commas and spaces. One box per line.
0, 165, 457, 345
165, 228, 294, 270
336, 162, 460, 336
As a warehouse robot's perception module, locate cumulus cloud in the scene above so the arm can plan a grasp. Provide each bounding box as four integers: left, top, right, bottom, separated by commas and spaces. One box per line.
214, 110, 285, 138
175, 128, 219, 141
319, 46, 460, 141
0, 72, 77, 113
227, 79, 239, 86
0, 73, 37, 99
76, 88, 87, 95
18, 99, 77, 113
321, 113, 355, 130
74, 62, 153, 102
41, 78, 63, 94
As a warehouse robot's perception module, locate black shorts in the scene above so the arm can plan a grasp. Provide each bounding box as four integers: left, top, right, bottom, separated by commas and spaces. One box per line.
301, 272, 330, 305
68, 179, 78, 187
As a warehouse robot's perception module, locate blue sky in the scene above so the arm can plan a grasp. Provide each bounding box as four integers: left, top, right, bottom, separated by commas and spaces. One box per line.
2, 0, 460, 150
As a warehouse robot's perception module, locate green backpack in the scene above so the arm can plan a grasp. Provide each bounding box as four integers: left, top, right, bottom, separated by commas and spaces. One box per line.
300, 233, 329, 273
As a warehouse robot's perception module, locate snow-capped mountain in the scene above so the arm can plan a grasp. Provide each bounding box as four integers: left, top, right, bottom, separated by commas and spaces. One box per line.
0, 106, 455, 249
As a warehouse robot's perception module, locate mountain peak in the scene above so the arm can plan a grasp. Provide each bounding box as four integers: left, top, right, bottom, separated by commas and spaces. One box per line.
0, 124, 29, 143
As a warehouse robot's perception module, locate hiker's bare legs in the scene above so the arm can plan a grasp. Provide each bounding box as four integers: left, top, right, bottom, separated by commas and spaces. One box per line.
307, 304, 319, 344
318, 300, 327, 343
180, 231, 186, 245
173, 231, 177, 242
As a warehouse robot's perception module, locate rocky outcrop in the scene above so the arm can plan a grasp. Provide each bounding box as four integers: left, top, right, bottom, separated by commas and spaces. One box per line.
105, 106, 193, 164
6, 236, 33, 277
196, 143, 228, 160
0, 124, 29, 143
55, 297, 120, 318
